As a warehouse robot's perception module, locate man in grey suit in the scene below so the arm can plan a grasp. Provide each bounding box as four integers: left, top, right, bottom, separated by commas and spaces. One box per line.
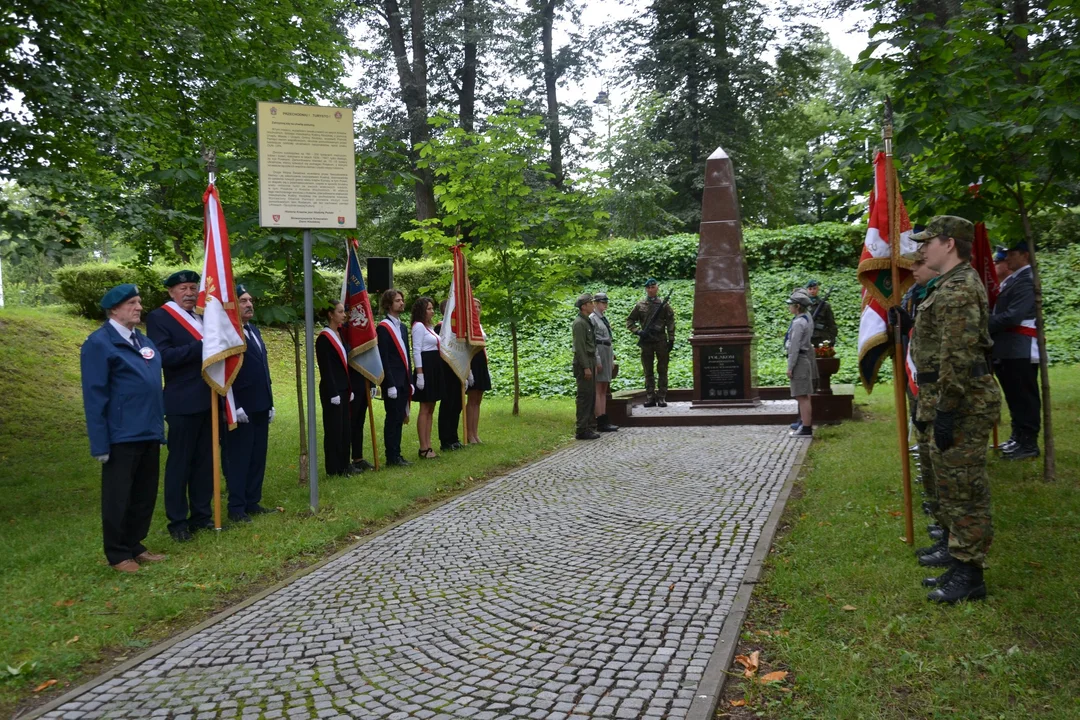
988, 240, 1040, 460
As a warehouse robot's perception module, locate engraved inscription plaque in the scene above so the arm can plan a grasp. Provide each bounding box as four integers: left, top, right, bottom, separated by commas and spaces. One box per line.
699, 345, 744, 400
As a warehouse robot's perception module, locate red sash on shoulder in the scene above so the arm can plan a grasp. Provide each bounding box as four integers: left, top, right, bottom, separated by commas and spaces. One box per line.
162, 301, 203, 340
320, 327, 351, 392
379, 318, 413, 403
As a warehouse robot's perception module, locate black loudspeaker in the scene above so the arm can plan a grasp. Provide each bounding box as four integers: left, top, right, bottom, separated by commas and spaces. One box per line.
367, 257, 393, 298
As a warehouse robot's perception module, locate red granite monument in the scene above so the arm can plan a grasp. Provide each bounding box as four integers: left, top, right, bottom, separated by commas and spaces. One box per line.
690, 147, 759, 407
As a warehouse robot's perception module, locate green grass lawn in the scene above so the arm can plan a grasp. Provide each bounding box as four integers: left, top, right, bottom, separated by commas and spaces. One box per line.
719, 366, 1080, 720
0, 307, 575, 714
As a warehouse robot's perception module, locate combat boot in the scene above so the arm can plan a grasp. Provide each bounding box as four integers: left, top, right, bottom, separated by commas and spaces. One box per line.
915, 529, 948, 558
922, 558, 960, 588
643, 399, 658, 408
918, 545, 954, 568
921, 500, 934, 516
927, 524, 945, 541
927, 561, 986, 603
596, 414, 619, 432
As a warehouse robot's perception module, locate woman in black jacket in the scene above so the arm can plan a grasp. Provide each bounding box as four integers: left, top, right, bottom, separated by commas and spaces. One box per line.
315, 301, 353, 476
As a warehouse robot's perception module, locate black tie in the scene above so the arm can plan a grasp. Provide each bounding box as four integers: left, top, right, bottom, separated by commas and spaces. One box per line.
131, 333, 141, 350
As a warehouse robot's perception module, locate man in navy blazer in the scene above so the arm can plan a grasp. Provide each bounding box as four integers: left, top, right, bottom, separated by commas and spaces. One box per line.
81, 284, 167, 572
989, 240, 1041, 460
376, 288, 412, 466
145, 270, 214, 542
224, 285, 275, 522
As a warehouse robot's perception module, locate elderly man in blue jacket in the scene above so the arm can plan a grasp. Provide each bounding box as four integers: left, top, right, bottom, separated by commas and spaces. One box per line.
81, 284, 167, 573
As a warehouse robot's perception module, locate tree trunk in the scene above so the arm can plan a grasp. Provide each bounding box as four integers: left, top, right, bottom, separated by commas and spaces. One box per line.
459, 0, 477, 133
510, 318, 521, 416
540, 0, 564, 188
1017, 197, 1055, 481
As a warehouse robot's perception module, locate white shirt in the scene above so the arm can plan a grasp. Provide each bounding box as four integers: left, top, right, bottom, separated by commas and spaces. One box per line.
109, 318, 136, 346
244, 324, 262, 352
412, 322, 440, 368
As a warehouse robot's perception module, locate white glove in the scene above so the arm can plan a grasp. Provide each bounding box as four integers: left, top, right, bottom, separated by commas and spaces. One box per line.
330, 395, 341, 406
388, 386, 398, 399
410, 384, 415, 396
467, 371, 475, 388
369, 387, 377, 399
94, 454, 110, 464
416, 374, 425, 391
236, 408, 250, 424
350, 392, 355, 401
269, 407, 276, 423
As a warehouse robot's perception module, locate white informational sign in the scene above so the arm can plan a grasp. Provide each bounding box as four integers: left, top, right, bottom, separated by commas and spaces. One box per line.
257, 101, 357, 229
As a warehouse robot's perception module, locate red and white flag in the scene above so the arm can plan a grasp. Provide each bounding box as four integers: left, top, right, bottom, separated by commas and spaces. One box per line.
196, 184, 246, 424
439, 244, 485, 382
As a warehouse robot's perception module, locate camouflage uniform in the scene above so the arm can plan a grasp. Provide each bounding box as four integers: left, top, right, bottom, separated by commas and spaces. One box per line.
911, 254, 1000, 569
572, 308, 597, 436
626, 295, 675, 403
902, 282, 938, 522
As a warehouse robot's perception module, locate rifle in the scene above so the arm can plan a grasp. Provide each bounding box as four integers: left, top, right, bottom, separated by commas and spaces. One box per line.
635, 290, 673, 348
810, 288, 831, 320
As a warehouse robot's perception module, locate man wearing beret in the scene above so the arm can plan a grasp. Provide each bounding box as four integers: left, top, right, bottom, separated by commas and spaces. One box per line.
909, 215, 1000, 603
806, 279, 837, 348
625, 279, 675, 407
572, 293, 600, 440
990, 240, 1041, 460
993, 246, 1012, 286
146, 270, 215, 542
80, 284, 167, 572
223, 285, 275, 523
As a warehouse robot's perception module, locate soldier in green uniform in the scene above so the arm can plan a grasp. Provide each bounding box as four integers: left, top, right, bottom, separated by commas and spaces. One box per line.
572, 293, 600, 440
625, 279, 675, 407
909, 215, 1000, 604
806, 280, 837, 348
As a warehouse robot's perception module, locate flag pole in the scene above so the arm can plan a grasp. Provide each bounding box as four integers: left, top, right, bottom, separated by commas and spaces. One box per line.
884, 98, 914, 545
461, 378, 468, 444
212, 392, 222, 529
366, 379, 379, 470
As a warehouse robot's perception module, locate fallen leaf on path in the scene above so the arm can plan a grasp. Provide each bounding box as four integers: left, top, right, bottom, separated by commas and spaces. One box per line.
53, 599, 76, 607
65, 636, 79, 645
760, 671, 788, 684
276, 506, 285, 513
842, 605, 857, 611
33, 679, 57, 693
730, 699, 746, 707
755, 630, 771, 636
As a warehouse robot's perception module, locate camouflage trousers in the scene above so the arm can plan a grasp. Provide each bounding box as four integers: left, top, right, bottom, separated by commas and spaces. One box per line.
915, 423, 941, 526
930, 412, 995, 568
640, 343, 670, 402
573, 362, 596, 435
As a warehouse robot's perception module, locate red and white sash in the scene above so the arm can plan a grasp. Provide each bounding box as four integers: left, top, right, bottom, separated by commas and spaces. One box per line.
1007, 320, 1039, 362
379, 318, 413, 411
905, 328, 918, 397
160, 301, 237, 425
319, 327, 351, 391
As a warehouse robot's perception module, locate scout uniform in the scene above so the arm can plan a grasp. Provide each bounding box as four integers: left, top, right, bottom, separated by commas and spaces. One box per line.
590, 292, 618, 433
910, 215, 1000, 603
625, 279, 675, 406
80, 284, 166, 572
572, 293, 599, 439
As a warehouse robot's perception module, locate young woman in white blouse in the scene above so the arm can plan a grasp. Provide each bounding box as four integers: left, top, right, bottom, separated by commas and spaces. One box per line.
410, 296, 442, 459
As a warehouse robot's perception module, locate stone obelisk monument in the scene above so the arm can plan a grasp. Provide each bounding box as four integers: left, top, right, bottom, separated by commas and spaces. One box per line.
690, 147, 758, 406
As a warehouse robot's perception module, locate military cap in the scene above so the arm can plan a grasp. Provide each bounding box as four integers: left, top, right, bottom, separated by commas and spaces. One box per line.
901, 250, 922, 263
806, 279, 819, 288
593, 292, 609, 303
644, 278, 658, 287
236, 283, 251, 297
993, 246, 1008, 262
100, 283, 140, 310
787, 289, 812, 307
1008, 240, 1030, 253
575, 293, 594, 309
164, 270, 200, 287
910, 215, 975, 244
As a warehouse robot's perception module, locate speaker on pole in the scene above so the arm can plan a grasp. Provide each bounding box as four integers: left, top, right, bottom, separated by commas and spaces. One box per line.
367, 257, 393, 298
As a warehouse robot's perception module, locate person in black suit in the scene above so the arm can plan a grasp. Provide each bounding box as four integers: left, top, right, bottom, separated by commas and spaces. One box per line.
989, 240, 1041, 460
315, 301, 353, 476
434, 300, 465, 452
146, 270, 214, 542
224, 285, 275, 522
348, 365, 376, 473
377, 288, 412, 466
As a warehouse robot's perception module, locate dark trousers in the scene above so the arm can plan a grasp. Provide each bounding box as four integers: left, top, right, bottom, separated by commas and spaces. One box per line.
641, 343, 670, 400
350, 392, 368, 462
574, 363, 596, 435
164, 411, 213, 533
224, 409, 270, 514
102, 441, 160, 565
439, 378, 463, 447
995, 359, 1041, 443
383, 390, 409, 461
321, 400, 351, 475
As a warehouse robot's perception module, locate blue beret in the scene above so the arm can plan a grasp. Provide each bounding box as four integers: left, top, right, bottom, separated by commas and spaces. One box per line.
993, 247, 1008, 262
100, 283, 140, 310
1009, 240, 1030, 253
644, 278, 658, 287
164, 270, 200, 287
806, 279, 820, 288
236, 283, 250, 297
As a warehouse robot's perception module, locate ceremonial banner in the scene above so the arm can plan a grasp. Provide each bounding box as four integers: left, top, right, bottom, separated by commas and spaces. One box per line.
971, 222, 1000, 310
857, 151, 915, 393
341, 238, 384, 385
439, 244, 485, 381
197, 184, 246, 422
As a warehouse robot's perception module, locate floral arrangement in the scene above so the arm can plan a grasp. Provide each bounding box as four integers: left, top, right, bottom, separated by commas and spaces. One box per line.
814, 341, 836, 358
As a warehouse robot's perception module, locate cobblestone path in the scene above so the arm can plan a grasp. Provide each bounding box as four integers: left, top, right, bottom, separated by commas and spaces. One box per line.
45, 427, 802, 720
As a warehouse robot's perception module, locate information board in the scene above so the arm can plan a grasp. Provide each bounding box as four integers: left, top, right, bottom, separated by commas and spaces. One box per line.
257, 101, 357, 229
699, 344, 745, 400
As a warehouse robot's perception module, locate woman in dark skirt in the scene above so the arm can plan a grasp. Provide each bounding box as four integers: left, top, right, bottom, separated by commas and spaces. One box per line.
466, 301, 491, 445
410, 296, 442, 459
315, 301, 353, 475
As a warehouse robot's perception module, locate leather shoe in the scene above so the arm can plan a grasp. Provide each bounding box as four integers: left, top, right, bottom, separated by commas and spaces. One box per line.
191, 522, 227, 532
347, 462, 368, 474
927, 561, 986, 603
111, 559, 140, 573
918, 545, 954, 567
228, 512, 253, 523
657, 400, 668, 408
135, 551, 167, 563
247, 504, 273, 515
576, 431, 601, 440
352, 459, 375, 471
170, 528, 194, 543
440, 442, 465, 451
388, 456, 412, 467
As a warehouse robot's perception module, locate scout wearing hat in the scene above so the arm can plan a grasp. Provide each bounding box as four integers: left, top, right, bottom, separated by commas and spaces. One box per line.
625, 278, 675, 407
589, 292, 619, 433
572, 293, 599, 439
80, 284, 168, 572
784, 288, 817, 437
145, 269, 217, 542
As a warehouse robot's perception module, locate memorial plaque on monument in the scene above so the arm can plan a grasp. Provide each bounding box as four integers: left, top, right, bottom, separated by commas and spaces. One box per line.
690, 147, 759, 407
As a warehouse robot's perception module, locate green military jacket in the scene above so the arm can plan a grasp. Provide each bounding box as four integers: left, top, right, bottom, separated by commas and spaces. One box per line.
910, 262, 1000, 422
626, 296, 675, 345
809, 297, 837, 346
572, 312, 596, 368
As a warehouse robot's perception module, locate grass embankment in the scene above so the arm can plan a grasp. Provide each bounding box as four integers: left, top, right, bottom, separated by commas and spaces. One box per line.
0, 307, 574, 714
719, 366, 1080, 719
